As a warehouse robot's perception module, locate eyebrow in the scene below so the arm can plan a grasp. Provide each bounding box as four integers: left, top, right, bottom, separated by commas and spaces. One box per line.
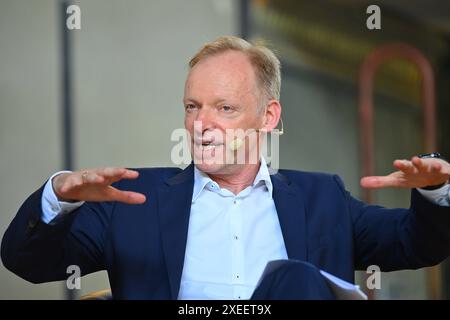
183, 98, 233, 105
183, 98, 201, 105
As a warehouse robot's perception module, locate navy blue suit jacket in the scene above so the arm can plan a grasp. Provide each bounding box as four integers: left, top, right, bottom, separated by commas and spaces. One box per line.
2, 165, 450, 299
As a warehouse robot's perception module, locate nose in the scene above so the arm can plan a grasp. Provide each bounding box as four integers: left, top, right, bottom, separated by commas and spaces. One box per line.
195, 107, 216, 135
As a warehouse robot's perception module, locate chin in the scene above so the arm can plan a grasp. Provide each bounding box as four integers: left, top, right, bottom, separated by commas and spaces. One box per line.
193, 162, 229, 174
191, 144, 231, 174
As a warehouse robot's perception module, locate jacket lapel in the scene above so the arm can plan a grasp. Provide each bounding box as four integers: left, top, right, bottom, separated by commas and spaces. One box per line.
156, 164, 194, 299
271, 172, 307, 261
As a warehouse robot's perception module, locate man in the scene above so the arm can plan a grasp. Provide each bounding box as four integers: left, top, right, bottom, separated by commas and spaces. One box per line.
2, 36, 450, 300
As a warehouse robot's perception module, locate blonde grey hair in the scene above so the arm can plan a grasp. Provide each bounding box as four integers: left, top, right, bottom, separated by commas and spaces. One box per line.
189, 36, 281, 104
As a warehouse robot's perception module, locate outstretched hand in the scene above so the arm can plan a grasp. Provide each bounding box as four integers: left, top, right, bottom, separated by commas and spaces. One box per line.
52, 167, 146, 204
360, 156, 450, 189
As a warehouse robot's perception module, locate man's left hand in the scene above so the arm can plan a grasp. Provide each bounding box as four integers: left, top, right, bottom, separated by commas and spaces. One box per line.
361, 156, 450, 189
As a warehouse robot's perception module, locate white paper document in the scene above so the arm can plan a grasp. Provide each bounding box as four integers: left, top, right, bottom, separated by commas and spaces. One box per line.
319, 270, 367, 300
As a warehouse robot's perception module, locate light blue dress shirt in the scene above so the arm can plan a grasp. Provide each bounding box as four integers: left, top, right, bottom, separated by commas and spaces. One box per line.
177, 158, 288, 299
41, 159, 450, 299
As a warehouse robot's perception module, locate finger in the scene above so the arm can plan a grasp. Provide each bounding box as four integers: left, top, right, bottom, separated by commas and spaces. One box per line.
442, 162, 450, 175
98, 167, 126, 178
82, 171, 106, 184
360, 175, 405, 189
97, 168, 139, 182
411, 156, 429, 172
393, 159, 417, 175
121, 169, 140, 179
107, 168, 139, 179
107, 187, 146, 204
431, 162, 442, 173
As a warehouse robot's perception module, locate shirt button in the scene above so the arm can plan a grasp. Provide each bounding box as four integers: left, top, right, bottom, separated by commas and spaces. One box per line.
233, 200, 237, 204
234, 235, 239, 240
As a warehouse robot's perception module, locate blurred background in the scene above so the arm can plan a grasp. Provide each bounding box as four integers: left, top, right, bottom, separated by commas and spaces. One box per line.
0, 0, 449, 299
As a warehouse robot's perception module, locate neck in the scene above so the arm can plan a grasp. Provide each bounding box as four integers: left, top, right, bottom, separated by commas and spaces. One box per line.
208, 161, 261, 195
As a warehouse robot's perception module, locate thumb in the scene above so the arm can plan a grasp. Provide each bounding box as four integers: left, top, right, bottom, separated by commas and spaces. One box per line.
106, 187, 147, 204
360, 176, 402, 189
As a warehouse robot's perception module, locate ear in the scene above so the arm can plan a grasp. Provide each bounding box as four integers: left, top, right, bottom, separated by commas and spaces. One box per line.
261, 99, 282, 132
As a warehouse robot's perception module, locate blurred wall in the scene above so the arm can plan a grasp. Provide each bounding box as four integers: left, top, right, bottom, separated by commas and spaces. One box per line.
0, 0, 63, 299
0, 0, 237, 299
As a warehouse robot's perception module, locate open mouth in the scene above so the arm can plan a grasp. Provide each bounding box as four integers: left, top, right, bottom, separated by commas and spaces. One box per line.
197, 141, 224, 150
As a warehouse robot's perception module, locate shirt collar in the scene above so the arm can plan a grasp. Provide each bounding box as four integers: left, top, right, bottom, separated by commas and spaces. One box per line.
192, 157, 273, 203
192, 166, 216, 203
254, 156, 274, 197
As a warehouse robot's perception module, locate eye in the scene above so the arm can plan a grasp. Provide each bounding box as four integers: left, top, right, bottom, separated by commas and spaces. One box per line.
220, 105, 233, 113
185, 104, 198, 112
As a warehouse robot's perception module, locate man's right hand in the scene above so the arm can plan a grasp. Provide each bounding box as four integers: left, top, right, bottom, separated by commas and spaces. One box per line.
52, 168, 146, 204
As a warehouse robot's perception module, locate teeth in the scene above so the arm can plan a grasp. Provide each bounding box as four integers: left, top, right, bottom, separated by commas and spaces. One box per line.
202, 145, 216, 151
197, 143, 223, 150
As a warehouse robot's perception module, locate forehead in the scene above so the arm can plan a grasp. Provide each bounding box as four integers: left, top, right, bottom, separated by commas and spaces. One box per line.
185, 50, 257, 100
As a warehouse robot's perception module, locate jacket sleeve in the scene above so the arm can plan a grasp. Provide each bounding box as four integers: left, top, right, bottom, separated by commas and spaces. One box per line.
1, 183, 114, 284
333, 175, 450, 271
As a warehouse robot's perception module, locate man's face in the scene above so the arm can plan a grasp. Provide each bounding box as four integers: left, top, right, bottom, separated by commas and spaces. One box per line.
184, 50, 265, 175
